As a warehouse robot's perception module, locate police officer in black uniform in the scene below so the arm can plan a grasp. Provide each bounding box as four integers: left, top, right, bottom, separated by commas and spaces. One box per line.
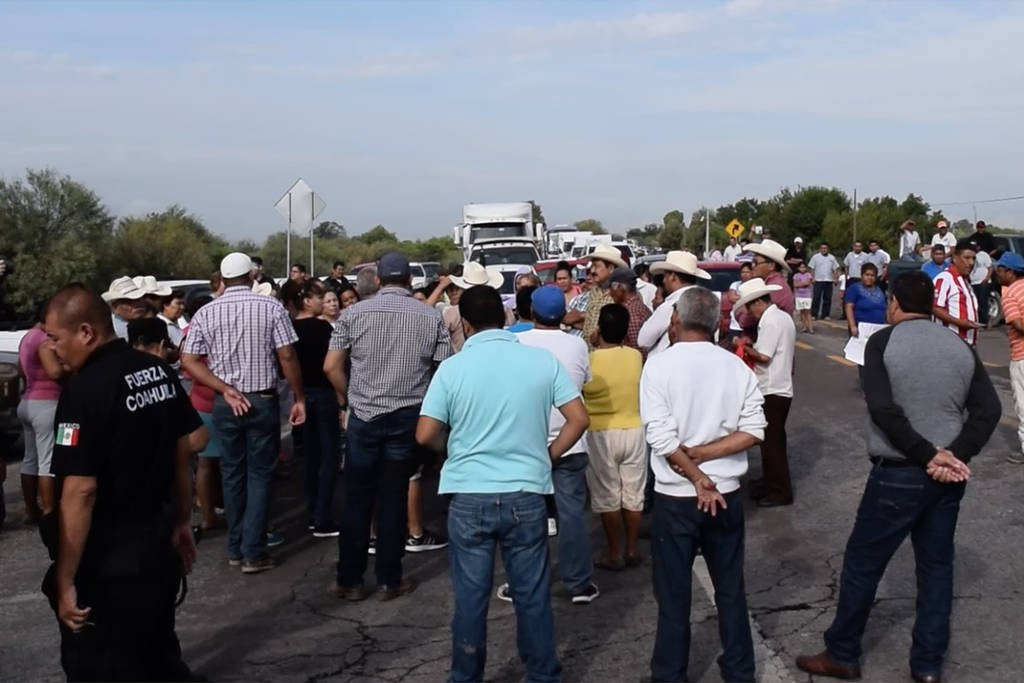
41, 284, 207, 681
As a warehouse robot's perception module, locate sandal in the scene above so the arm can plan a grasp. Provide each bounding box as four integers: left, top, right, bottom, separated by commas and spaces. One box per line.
624, 554, 644, 568
594, 557, 626, 571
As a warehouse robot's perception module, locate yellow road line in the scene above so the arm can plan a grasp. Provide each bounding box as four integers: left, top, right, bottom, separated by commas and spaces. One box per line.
795, 341, 814, 350
817, 319, 846, 329
827, 354, 857, 367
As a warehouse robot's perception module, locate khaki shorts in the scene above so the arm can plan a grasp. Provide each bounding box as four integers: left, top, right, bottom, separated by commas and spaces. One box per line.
585, 427, 648, 513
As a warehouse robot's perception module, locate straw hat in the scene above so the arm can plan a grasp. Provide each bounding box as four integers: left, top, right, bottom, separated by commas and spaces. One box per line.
252, 281, 274, 297
743, 239, 790, 271
589, 244, 628, 269
734, 277, 783, 309
650, 251, 711, 280
449, 262, 504, 290
101, 276, 147, 302
132, 275, 173, 297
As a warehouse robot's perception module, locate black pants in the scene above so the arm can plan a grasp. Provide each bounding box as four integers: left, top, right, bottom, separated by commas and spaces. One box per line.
812, 282, 833, 319
760, 395, 793, 504
59, 573, 189, 682
973, 283, 990, 325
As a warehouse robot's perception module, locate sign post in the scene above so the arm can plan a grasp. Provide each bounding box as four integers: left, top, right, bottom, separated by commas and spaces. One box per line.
274, 178, 326, 278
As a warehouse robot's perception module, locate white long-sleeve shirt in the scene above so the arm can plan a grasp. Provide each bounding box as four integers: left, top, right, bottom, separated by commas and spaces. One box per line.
640, 341, 766, 497
637, 285, 695, 357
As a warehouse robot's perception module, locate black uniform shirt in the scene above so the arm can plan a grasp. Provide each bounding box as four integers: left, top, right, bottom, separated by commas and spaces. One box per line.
52, 340, 202, 576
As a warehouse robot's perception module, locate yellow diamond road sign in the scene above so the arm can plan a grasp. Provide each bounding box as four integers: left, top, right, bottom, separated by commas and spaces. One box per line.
724, 219, 745, 238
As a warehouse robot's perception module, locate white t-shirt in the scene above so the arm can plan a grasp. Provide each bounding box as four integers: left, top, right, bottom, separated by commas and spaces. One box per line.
808, 252, 839, 282
728, 281, 743, 331
516, 328, 590, 456
971, 250, 993, 285
932, 232, 957, 251
708, 250, 724, 262
723, 244, 743, 261
753, 304, 796, 398
637, 279, 656, 311
899, 230, 921, 258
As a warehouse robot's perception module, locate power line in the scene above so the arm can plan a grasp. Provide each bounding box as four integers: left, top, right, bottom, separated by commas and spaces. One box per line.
931, 194, 1024, 207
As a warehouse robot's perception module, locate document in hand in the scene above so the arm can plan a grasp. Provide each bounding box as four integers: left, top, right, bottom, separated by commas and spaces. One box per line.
843, 322, 889, 366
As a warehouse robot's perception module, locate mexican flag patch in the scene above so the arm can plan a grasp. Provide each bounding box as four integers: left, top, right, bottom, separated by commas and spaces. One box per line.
56, 423, 80, 447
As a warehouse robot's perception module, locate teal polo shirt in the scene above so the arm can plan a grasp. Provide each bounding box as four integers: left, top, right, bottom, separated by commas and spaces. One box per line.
421, 329, 579, 495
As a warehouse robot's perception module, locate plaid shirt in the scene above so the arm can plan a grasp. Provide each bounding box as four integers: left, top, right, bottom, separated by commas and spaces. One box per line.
623, 294, 652, 354
566, 290, 590, 337
182, 286, 298, 393
583, 286, 615, 350
330, 286, 452, 421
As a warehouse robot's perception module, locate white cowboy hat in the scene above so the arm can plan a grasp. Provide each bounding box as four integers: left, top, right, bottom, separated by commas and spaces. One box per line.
132, 275, 173, 297
588, 244, 628, 269
449, 261, 504, 290
101, 276, 147, 302
649, 250, 711, 280
252, 281, 274, 297
734, 277, 783, 309
743, 239, 790, 271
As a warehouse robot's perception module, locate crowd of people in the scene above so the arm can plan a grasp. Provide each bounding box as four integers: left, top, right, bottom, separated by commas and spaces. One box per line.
14, 214, 1015, 681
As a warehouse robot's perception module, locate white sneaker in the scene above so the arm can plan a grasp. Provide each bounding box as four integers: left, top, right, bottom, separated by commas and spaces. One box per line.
547, 518, 558, 537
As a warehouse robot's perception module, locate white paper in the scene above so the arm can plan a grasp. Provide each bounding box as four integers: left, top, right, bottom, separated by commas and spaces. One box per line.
843, 322, 888, 366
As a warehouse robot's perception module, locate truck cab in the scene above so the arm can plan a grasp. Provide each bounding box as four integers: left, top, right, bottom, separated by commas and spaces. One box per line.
453, 202, 546, 262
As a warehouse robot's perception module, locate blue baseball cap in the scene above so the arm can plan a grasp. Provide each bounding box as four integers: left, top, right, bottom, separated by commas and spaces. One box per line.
378, 252, 411, 279
532, 285, 566, 321
996, 252, 1024, 273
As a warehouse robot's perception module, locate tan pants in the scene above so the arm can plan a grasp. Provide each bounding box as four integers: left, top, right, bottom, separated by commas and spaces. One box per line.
1011, 359, 1024, 454
585, 427, 648, 513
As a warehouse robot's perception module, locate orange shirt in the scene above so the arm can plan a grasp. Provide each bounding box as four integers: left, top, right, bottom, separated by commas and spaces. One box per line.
1001, 278, 1024, 361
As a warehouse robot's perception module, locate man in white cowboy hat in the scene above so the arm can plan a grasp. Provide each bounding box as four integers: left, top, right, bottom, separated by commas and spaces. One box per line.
101, 276, 148, 341
443, 262, 512, 352
734, 277, 796, 507
736, 239, 794, 330
564, 244, 627, 351
132, 275, 173, 317
637, 251, 710, 358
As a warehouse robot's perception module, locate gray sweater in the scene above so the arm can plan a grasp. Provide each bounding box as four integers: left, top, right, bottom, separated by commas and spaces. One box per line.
863, 318, 1000, 465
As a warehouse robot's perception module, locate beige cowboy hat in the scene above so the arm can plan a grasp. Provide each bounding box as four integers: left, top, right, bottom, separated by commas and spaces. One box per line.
743, 239, 790, 272
101, 276, 147, 302
588, 244, 628, 269
252, 281, 274, 297
734, 277, 783, 309
132, 275, 173, 297
449, 261, 504, 290
650, 250, 711, 280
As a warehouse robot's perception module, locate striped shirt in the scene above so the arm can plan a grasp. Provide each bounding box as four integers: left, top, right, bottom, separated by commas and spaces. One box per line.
182, 286, 298, 392
933, 266, 979, 346
566, 290, 589, 338
1002, 278, 1024, 361
330, 286, 451, 421
623, 293, 652, 355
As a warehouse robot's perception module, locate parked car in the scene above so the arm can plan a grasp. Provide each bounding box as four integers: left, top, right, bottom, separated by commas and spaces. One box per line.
534, 258, 587, 284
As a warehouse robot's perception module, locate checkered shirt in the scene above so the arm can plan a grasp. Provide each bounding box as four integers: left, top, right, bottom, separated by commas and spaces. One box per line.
583, 286, 615, 350
182, 286, 298, 393
330, 286, 452, 421
623, 294, 652, 354
566, 290, 590, 337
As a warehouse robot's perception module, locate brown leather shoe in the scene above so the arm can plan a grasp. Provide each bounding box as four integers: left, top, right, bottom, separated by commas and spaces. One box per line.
377, 578, 417, 602
795, 651, 862, 680
327, 580, 368, 601
911, 674, 940, 683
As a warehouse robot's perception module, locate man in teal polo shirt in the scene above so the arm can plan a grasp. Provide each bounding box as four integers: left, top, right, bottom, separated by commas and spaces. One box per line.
416, 285, 589, 683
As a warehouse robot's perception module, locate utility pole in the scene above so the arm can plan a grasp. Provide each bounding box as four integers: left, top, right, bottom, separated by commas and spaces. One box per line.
705, 210, 710, 256
853, 188, 858, 243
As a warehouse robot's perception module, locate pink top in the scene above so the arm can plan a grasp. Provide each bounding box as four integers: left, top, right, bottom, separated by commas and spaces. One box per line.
182, 325, 216, 413
20, 327, 62, 401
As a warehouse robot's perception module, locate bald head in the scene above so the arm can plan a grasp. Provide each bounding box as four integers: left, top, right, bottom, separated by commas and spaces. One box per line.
45, 284, 117, 372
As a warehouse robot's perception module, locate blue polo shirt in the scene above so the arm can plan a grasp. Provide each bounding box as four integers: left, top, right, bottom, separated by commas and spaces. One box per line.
922, 260, 949, 281
421, 329, 579, 495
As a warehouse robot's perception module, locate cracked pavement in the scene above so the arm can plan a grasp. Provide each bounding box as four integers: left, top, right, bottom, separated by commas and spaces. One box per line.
2, 323, 1024, 681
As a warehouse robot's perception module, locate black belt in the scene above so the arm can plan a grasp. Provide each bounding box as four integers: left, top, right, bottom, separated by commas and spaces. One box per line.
869, 456, 918, 468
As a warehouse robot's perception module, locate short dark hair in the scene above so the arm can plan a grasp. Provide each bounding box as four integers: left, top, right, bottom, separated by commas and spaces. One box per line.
128, 317, 169, 348
861, 262, 878, 276
251, 256, 263, 266
333, 260, 345, 269
459, 285, 506, 331
598, 304, 629, 344
554, 261, 573, 279
739, 262, 753, 272
413, 286, 432, 299
820, 242, 829, 248
516, 285, 536, 320
291, 263, 307, 273
162, 290, 185, 308
932, 244, 946, 254
892, 271, 933, 314
46, 283, 115, 336
954, 239, 977, 255
634, 263, 650, 277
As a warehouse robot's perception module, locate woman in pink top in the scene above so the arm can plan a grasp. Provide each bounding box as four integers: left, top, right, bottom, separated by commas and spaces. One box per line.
17, 320, 66, 521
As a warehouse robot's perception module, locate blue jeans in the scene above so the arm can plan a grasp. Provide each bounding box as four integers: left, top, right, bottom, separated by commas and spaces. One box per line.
551, 452, 593, 593
824, 465, 966, 676
447, 492, 561, 683
303, 387, 339, 526
337, 405, 419, 588
651, 491, 753, 683
213, 393, 280, 562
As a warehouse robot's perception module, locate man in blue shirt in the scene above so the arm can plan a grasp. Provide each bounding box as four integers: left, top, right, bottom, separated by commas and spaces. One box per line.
921, 244, 949, 280
417, 285, 589, 683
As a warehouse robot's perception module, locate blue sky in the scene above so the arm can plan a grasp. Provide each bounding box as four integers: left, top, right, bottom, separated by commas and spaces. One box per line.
1, 0, 1021, 241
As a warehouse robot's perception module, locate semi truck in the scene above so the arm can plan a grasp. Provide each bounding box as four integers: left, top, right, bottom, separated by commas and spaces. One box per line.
452, 202, 545, 266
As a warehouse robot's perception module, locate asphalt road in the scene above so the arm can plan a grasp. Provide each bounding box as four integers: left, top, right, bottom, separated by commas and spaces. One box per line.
2, 319, 1023, 682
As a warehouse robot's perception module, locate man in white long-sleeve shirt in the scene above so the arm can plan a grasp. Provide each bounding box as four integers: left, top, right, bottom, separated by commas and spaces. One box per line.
640, 287, 767, 683
638, 251, 710, 357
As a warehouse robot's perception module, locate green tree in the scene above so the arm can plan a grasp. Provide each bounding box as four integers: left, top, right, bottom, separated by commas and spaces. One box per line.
109, 207, 222, 280
357, 225, 398, 243
0, 168, 115, 315
660, 210, 686, 250
626, 223, 662, 247
573, 218, 606, 235
314, 220, 346, 239
530, 200, 546, 227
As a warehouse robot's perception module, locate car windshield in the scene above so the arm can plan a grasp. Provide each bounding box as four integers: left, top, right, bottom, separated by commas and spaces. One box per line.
422, 263, 441, 279
471, 246, 538, 266
410, 265, 425, 278
470, 223, 527, 242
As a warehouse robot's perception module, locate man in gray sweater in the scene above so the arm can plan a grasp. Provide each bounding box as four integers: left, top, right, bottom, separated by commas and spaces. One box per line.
796, 271, 1000, 683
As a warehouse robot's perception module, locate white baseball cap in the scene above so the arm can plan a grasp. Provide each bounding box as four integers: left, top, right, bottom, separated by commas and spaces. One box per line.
220, 252, 253, 279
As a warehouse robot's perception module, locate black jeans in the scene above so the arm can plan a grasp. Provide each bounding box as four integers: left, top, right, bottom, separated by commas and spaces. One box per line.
651, 491, 754, 682
812, 281, 833, 319
973, 283, 990, 325
761, 394, 793, 504
303, 387, 339, 526
337, 405, 419, 588
824, 464, 966, 676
